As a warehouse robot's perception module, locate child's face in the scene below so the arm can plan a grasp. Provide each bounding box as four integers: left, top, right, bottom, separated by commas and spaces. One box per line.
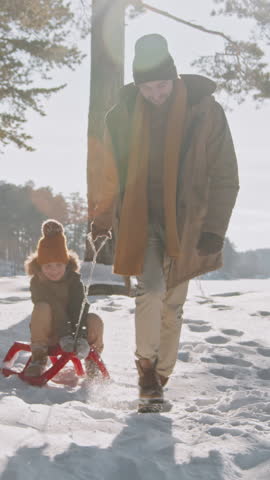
41, 263, 66, 281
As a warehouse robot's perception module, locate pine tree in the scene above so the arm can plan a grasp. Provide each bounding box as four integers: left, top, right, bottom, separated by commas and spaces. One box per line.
0, 0, 84, 151
194, 0, 270, 102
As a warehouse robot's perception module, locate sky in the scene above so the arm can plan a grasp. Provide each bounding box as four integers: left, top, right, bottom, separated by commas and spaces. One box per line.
1, 273, 270, 478
1, 0, 270, 252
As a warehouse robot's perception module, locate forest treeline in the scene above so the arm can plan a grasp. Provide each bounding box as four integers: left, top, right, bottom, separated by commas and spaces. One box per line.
206, 238, 270, 280
0, 181, 87, 273
0, 180, 269, 278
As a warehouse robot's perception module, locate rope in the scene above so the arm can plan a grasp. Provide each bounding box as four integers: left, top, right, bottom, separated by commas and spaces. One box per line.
195, 277, 213, 303
73, 226, 109, 348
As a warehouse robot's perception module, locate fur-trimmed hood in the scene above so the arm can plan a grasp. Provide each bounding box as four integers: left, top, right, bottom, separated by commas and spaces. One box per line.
24, 250, 81, 276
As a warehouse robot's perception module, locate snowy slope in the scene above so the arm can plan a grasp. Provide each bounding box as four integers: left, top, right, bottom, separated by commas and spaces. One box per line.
0, 273, 270, 480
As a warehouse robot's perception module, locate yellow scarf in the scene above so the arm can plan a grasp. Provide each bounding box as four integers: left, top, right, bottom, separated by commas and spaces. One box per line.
114, 78, 187, 276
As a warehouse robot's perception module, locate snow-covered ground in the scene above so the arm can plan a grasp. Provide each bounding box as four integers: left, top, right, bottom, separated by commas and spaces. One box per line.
0, 271, 270, 480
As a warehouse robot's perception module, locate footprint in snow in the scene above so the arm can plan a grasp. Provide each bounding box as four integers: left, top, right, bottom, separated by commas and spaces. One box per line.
238, 340, 260, 347
208, 426, 243, 437
178, 351, 190, 362
188, 324, 211, 332
211, 304, 232, 310
256, 368, 270, 381
197, 299, 213, 304
257, 347, 270, 357
101, 306, 119, 312
216, 384, 239, 392
201, 355, 252, 368
258, 310, 270, 317
0, 296, 30, 304
213, 354, 252, 367
210, 368, 237, 379
205, 335, 230, 345
184, 319, 209, 325
221, 329, 244, 337
251, 310, 270, 318
212, 291, 242, 297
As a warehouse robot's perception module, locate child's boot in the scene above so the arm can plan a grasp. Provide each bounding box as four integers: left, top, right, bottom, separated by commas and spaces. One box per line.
85, 358, 100, 380
25, 344, 48, 377
85, 313, 104, 380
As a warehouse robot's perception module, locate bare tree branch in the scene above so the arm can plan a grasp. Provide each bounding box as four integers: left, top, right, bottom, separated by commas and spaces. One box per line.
135, 1, 236, 45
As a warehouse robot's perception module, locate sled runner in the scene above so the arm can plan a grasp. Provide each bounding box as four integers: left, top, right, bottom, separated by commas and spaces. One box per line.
1, 341, 110, 387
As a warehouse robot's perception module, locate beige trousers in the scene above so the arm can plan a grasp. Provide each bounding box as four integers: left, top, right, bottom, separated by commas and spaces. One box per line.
30, 302, 104, 352
135, 225, 189, 378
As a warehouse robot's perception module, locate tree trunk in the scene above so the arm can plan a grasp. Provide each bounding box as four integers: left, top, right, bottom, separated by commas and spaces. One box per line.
85, 0, 126, 264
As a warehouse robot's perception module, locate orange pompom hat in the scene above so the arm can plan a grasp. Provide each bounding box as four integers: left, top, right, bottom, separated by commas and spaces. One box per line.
36, 219, 69, 265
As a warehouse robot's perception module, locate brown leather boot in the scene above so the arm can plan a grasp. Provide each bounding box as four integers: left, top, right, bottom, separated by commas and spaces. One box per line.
158, 374, 169, 387
136, 359, 163, 401
25, 344, 48, 377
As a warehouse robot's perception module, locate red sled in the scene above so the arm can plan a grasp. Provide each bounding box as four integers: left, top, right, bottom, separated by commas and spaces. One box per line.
1, 341, 110, 387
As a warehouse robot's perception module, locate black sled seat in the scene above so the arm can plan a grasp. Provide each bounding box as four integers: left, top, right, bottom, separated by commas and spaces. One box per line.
1, 341, 110, 387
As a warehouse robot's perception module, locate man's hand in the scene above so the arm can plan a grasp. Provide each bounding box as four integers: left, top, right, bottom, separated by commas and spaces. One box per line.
197, 232, 224, 256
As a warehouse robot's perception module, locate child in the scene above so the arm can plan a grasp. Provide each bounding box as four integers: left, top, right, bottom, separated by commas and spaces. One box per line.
24, 219, 104, 377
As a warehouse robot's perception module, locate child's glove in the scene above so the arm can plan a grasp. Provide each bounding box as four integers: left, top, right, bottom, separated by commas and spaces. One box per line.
59, 335, 74, 352
75, 337, 90, 359
59, 336, 90, 358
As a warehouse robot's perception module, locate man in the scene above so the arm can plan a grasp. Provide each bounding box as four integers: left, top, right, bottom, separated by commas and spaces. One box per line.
89, 34, 239, 411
